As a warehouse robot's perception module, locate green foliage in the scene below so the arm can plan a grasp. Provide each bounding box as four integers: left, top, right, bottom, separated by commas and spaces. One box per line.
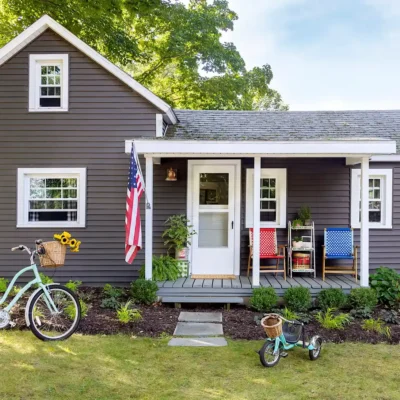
284, 287, 311, 312
0, 278, 9, 293
162, 215, 196, 252
370, 267, 400, 307
348, 287, 378, 310
298, 206, 312, 222
66, 299, 88, 320
362, 318, 391, 338
101, 284, 124, 310
282, 307, 299, 321
34, 273, 54, 288
140, 255, 181, 281
10, 286, 21, 297
350, 307, 373, 319
379, 309, 400, 325
117, 301, 142, 324
317, 289, 347, 311
315, 308, 350, 330
292, 219, 303, 227
65, 280, 82, 293
130, 279, 158, 305
249, 287, 278, 312
0, 1, 286, 111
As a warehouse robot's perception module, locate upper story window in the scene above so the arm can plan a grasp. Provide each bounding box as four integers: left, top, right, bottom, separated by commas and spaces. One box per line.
17, 168, 86, 228
29, 54, 69, 112
351, 169, 393, 229
246, 168, 287, 228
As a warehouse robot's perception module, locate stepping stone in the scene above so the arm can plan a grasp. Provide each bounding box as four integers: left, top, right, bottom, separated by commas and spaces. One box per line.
168, 337, 227, 347
174, 322, 223, 337
178, 312, 222, 323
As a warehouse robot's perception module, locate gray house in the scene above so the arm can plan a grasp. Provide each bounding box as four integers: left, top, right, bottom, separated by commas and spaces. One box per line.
1, 16, 399, 302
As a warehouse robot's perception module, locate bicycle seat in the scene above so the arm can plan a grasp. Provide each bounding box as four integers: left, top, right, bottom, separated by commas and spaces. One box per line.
282, 321, 303, 344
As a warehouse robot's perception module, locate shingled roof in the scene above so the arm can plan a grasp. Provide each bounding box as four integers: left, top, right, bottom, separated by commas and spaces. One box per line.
166, 109, 400, 151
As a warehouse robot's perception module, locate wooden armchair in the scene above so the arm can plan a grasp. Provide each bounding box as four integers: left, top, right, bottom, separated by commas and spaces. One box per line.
322, 227, 358, 281
247, 228, 286, 280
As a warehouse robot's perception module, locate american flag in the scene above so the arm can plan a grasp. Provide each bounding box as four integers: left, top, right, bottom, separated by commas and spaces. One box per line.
125, 144, 144, 264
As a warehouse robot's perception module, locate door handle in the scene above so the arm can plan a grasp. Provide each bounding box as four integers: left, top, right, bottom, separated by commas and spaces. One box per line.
231, 221, 234, 229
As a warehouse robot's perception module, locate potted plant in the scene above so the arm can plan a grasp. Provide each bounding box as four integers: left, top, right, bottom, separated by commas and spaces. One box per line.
292, 236, 303, 249
162, 214, 196, 260
292, 218, 303, 228
299, 206, 312, 226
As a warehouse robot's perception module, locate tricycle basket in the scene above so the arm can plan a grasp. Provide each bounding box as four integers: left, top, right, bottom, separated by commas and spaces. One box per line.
261, 314, 283, 338
36, 241, 66, 268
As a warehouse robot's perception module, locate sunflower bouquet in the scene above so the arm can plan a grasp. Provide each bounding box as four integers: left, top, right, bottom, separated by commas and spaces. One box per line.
53, 231, 81, 252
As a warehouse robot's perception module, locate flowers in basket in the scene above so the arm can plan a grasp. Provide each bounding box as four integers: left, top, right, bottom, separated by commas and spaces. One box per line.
54, 231, 81, 252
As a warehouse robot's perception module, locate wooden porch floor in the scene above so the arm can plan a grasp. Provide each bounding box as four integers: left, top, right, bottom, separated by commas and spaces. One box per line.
157, 275, 360, 304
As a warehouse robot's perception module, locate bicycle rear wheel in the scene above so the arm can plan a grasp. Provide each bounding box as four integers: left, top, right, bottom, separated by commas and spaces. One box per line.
28, 285, 81, 341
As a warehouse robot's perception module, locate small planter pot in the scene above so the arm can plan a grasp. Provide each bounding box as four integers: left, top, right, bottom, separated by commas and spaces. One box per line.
175, 247, 189, 261
304, 219, 312, 226
292, 241, 303, 249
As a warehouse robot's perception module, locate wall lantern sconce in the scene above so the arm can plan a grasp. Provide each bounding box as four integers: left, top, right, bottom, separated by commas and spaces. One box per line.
166, 168, 177, 181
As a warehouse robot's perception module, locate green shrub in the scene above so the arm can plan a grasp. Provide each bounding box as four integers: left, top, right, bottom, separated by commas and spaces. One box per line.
65, 280, 82, 293
249, 287, 278, 312
101, 284, 124, 310
0, 278, 9, 293
284, 287, 311, 312
362, 318, 391, 338
348, 287, 378, 310
117, 301, 142, 324
282, 307, 299, 321
139, 255, 181, 281
370, 267, 400, 307
130, 279, 158, 305
317, 289, 347, 311
315, 308, 350, 330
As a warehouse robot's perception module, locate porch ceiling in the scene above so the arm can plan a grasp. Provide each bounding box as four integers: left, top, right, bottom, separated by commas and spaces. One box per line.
126, 138, 396, 158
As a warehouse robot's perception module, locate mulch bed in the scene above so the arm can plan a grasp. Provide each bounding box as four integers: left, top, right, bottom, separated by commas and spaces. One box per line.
7, 287, 400, 343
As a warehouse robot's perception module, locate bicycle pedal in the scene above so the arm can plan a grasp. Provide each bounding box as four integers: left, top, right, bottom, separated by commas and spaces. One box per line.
280, 352, 288, 358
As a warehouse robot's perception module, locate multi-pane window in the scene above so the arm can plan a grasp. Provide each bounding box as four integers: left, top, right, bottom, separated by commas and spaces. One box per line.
17, 169, 86, 228
351, 169, 392, 229
260, 178, 276, 222
29, 54, 69, 111
246, 169, 287, 228
39, 65, 62, 107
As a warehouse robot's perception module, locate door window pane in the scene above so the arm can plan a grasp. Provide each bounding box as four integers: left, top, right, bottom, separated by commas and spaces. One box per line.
198, 212, 228, 247
199, 173, 229, 205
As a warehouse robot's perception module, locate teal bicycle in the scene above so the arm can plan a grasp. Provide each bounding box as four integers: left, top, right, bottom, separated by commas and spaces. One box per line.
0, 240, 81, 341
258, 314, 322, 367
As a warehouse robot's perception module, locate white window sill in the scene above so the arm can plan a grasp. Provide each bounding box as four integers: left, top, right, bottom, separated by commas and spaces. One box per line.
246, 222, 287, 229
17, 222, 86, 229
29, 107, 69, 112
351, 224, 392, 230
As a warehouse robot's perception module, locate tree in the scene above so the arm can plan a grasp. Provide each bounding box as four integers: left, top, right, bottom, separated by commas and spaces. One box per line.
0, 0, 287, 110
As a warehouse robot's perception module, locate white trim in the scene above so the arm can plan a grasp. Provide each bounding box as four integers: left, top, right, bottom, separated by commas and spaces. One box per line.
252, 157, 261, 287
156, 114, 163, 137
360, 157, 370, 287
351, 168, 393, 229
29, 54, 69, 112
0, 15, 176, 123
370, 155, 400, 162
187, 160, 241, 276
17, 168, 86, 228
245, 168, 287, 228
126, 139, 396, 156
145, 157, 153, 280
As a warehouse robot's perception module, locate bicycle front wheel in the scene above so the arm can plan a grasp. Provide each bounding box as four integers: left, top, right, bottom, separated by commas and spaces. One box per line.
259, 341, 280, 367
28, 285, 81, 341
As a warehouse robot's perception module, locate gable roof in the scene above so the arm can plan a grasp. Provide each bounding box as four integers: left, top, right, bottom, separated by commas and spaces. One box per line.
0, 15, 177, 124
167, 109, 400, 151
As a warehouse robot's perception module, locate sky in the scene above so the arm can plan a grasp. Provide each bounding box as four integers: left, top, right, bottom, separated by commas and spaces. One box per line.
193, 0, 400, 111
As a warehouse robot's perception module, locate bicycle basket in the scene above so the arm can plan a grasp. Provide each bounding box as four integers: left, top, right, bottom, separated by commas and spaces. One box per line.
36, 241, 66, 268
282, 321, 303, 344
261, 314, 283, 338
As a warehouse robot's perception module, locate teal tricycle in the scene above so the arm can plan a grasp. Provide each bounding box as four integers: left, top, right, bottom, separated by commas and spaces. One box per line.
258, 314, 322, 367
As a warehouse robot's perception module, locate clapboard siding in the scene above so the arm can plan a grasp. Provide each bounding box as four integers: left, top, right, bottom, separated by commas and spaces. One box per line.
0, 29, 160, 285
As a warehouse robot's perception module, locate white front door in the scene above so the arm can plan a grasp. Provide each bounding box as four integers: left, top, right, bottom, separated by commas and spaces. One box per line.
191, 164, 237, 276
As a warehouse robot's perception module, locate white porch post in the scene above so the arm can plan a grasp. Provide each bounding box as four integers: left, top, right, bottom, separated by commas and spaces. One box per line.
145, 156, 153, 280
360, 156, 370, 287
252, 156, 261, 287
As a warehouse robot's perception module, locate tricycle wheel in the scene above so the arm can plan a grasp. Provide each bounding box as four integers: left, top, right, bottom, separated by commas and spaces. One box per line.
259, 341, 280, 368
309, 336, 322, 361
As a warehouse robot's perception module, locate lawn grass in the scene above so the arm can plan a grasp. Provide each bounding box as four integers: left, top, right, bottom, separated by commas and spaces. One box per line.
0, 332, 399, 400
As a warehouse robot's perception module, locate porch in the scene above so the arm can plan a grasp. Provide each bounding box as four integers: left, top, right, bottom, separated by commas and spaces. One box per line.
156, 274, 360, 304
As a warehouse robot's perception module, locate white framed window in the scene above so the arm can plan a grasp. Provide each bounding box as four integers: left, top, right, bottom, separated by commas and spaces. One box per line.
351, 169, 392, 229
29, 54, 69, 112
17, 168, 86, 228
246, 168, 287, 228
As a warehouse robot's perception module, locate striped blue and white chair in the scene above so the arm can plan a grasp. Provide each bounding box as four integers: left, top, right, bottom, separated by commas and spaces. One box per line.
322, 228, 358, 281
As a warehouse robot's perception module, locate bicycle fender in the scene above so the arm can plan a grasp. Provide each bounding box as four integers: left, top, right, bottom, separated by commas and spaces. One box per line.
25, 283, 61, 327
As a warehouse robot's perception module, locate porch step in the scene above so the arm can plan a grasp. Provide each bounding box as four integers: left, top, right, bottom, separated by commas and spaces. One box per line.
174, 322, 224, 337
168, 337, 227, 347
162, 296, 244, 304
178, 312, 222, 323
